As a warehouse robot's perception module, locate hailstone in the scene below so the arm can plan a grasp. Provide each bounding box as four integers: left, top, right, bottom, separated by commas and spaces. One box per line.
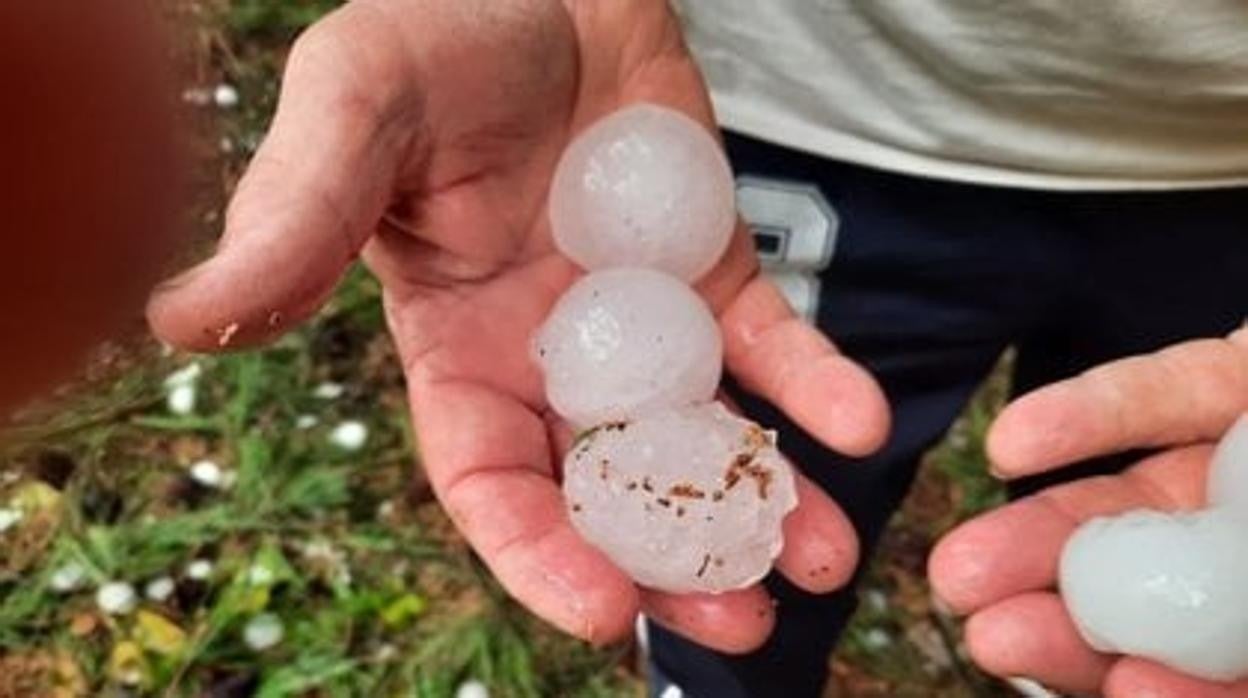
1060, 508, 1248, 681
549, 104, 736, 281
97, 581, 139, 616
243, 613, 285, 651
562, 402, 798, 594
1059, 420, 1248, 681
1208, 414, 1248, 509
534, 268, 722, 429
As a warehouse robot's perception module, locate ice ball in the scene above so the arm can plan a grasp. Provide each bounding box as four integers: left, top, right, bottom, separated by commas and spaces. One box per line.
1209, 415, 1248, 510
96, 581, 138, 616
562, 402, 798, 594
549, 104, 736, 281
534, 268, 722, 429
1060, 508, 1248, 681
243, 613, 285, 651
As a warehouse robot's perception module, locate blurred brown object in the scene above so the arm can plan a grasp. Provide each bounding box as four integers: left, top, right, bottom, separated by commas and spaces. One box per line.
0, 2, 182, 418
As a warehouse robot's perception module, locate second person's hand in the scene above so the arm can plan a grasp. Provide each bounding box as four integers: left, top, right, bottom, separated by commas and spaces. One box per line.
930, 328, 1248, 696
148, 0, 890, 651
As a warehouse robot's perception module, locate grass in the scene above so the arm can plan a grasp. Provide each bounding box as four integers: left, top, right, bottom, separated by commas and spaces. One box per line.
225, 0, 341, 38
1, 2, 1012, 696
0, 259, 638, 694
1, 266, 634, 697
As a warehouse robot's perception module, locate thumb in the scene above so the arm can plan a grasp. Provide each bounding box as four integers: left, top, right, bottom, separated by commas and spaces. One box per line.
148, 5, 418, 351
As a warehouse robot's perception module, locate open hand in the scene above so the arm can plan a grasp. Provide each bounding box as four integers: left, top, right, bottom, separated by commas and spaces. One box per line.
930, 328, 1248, 696
148, 0, 889, 651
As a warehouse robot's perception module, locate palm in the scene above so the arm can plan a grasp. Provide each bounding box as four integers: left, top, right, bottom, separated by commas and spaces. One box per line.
150, 0, 889, 651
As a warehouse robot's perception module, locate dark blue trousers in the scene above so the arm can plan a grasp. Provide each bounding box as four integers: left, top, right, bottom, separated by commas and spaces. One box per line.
649, 131, 1248, 698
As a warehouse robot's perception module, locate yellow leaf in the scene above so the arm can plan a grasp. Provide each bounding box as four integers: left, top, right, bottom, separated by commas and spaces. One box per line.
134, 610, 188, 656
107, 641, 150, 688
9, 481, 63, 514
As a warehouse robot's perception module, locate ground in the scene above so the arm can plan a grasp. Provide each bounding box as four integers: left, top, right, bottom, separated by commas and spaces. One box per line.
0, 2, 1015, 696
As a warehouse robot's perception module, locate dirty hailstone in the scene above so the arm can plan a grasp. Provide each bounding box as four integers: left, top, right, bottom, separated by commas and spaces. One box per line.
1060, 416, 1248, 681
563, 402, 797, 593
533, 268, 721, 429
548, 104, 736, 282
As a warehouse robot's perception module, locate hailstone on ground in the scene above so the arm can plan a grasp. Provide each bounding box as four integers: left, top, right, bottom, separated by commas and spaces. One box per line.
144, 576, 175, 603
50, 563, 87, 593
243, 613, 284, 651
97, 581, 138, 616
1060, 416, 1248, 681
185, 559, 214, 581
189, 460, 225, 489
329, 420, 369, 451
562, 402, 797, 594
548, 104, 736, 282
534, 268, 722, 429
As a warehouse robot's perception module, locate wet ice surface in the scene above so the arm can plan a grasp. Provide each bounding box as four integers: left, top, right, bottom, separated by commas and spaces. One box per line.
562, 402, 798, 594
1209, 415, 1248, 509
549, 104, 736, 282
540, 104, 796, 594
1060, 416, 1248, 681
1061, 508, 1248, 681
534, 268, 722, 429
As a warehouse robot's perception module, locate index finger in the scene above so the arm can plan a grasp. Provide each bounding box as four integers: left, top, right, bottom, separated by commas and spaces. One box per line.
988, 328, 1248, 479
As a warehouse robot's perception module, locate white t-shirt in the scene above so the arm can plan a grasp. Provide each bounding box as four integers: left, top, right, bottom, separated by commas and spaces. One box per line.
675, 1, 1248, 190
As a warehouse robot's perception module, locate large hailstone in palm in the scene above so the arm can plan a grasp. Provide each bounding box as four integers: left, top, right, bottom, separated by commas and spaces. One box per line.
533, 268, 722, 429
548, 104, 736, 282
562, 402, 798, 594
1060, 509, 1248, 681
1059, 416, 1248, 681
